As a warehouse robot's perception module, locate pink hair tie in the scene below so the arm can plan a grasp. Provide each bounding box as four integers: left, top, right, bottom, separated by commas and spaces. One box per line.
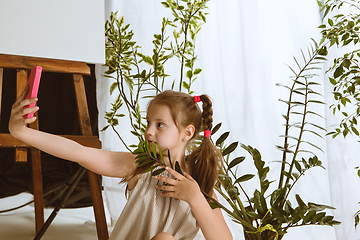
204, 130, 212, 138
194, 95, 201, 103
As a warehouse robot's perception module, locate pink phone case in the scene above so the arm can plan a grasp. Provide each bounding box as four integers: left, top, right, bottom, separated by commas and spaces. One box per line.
24, 66, 42, 119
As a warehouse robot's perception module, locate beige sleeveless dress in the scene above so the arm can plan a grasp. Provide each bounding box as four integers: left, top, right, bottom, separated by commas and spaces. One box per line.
109, 170, 200, 240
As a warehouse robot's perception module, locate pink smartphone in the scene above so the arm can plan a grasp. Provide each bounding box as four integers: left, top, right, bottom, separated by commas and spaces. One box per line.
23, 66, 42, 119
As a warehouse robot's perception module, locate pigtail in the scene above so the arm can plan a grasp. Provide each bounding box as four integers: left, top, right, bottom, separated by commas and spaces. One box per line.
187, 95, 222, 196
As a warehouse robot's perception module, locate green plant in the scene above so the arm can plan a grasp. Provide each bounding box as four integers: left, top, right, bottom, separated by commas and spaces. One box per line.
205, 37, 340, 239
318, 0, 360, 229
102, 0, 209, 152
102, 1, 341, 240
319, 0, 360, 139
355, 167, 360, 228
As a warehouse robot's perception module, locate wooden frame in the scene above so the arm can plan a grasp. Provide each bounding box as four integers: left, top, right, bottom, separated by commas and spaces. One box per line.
0, 53, 108, 240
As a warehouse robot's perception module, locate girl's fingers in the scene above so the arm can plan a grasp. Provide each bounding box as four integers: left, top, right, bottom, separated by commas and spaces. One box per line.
160, 191, 176, 198
165, 167, 184, 180
154, 175, 178, 185
12, 98, 38, 113
13, 85, 29, 106
156, 184, 175, 192
13, 106, 39, 119
23, 106, 39, 115
24, 116, 37, 124
19, 98, 38, 109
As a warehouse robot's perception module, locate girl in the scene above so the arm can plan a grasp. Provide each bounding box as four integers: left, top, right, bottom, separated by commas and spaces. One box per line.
9, 88, 233, 240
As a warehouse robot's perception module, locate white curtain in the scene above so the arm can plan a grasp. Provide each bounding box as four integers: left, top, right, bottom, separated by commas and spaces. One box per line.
96, 1, 360, 239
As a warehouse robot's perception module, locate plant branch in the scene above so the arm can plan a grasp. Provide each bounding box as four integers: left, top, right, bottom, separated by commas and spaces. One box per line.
284, 78, 309, 188
203, 190, 257, 231
278, 45, 322, 189
111, 125, 132, 152
228, 168, 254, 210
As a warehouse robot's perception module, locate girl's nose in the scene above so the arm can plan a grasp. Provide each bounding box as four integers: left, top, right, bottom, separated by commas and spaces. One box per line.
145, 126, 154, 137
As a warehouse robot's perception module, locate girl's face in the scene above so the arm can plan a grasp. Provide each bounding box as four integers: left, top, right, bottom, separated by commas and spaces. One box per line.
145, 102, 185, 159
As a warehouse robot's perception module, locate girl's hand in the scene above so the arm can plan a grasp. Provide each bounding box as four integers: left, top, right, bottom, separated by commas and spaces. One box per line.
156, 169, 233, 240
154, 167, 203, 206
9, 85, 39, 137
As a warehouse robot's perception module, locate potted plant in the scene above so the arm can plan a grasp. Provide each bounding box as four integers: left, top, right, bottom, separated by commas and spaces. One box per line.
101, 0, 343, 239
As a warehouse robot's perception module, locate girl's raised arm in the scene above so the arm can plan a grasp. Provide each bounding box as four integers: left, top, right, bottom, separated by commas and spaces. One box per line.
8, 87, 137, 179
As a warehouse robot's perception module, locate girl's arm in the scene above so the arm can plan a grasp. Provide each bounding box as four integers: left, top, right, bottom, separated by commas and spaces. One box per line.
188, 190, 232, 240
155, 167, 233, 240
9, 88, 137, 179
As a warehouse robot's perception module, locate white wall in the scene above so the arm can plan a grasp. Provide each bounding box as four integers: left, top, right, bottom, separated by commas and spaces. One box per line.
0, 0, 105, 64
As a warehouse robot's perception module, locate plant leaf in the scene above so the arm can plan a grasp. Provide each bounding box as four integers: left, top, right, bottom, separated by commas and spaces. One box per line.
143, 164, 159, 173
228, 157, 246, 169
216, 132, 230, 146
270, 188, 286, 207
222, 142, 239, 156
295, 194, 307, 210
175, 161, 183, 175
158, 143, 164, 163
234, 174, 255, 183
209, 202, 219, 209
304, 210, 317, 223
152, 168, 166, 176
152, 141, 157, 158
212, 123, 222, 135
168, 150, 173, 169
254, 189, 268, 216
138, 159, 154, 167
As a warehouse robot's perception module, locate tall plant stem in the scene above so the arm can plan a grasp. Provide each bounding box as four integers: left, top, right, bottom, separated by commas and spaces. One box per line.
179, 21, 189, 91
227, 168, 259, 226
229, 168, 253, 209
203, 190, 257, 231
216, 178, 258, 230
339, 0, 360, 10
283, 166, 307, 202
152, 23, 167, 94
235, 194, 260, 228
114, 27, 142, 139
278, 47, 321, 189
178, 4, 203, 91
214, 184, 242, 219
111, 125, 132, 152
283, 78, 309, 189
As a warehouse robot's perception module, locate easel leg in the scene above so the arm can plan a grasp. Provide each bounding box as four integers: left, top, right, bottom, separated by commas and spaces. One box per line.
31, 147, 44, 232
16, 69, 28, 163
30, 108, 44, 232
73, 73, 109, 240
0, 68, 3, 120
88, 171, 109, 240
16, 69, 45, 232
33, 168, 87, 240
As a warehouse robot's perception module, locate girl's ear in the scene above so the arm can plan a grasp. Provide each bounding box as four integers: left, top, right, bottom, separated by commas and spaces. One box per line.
183, 125, 195, 141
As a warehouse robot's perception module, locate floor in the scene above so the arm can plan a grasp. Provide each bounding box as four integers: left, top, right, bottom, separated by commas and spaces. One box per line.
0, 192, 204, 240
0, 192, 107, 240
3, 191, 342, 240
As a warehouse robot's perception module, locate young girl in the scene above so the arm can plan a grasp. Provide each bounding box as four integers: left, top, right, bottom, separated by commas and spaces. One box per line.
9, 88, 233, 240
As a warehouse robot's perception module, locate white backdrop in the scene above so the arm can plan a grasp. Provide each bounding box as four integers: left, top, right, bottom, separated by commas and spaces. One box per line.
96, 0, 360, 239
0, 0, 104, 64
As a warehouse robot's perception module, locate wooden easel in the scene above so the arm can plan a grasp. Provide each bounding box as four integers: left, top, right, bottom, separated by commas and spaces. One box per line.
0, 53, 109, 240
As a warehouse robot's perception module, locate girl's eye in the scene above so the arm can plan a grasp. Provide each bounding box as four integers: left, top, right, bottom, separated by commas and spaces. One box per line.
157, 123, 165, 128
146, 121, 150, 126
